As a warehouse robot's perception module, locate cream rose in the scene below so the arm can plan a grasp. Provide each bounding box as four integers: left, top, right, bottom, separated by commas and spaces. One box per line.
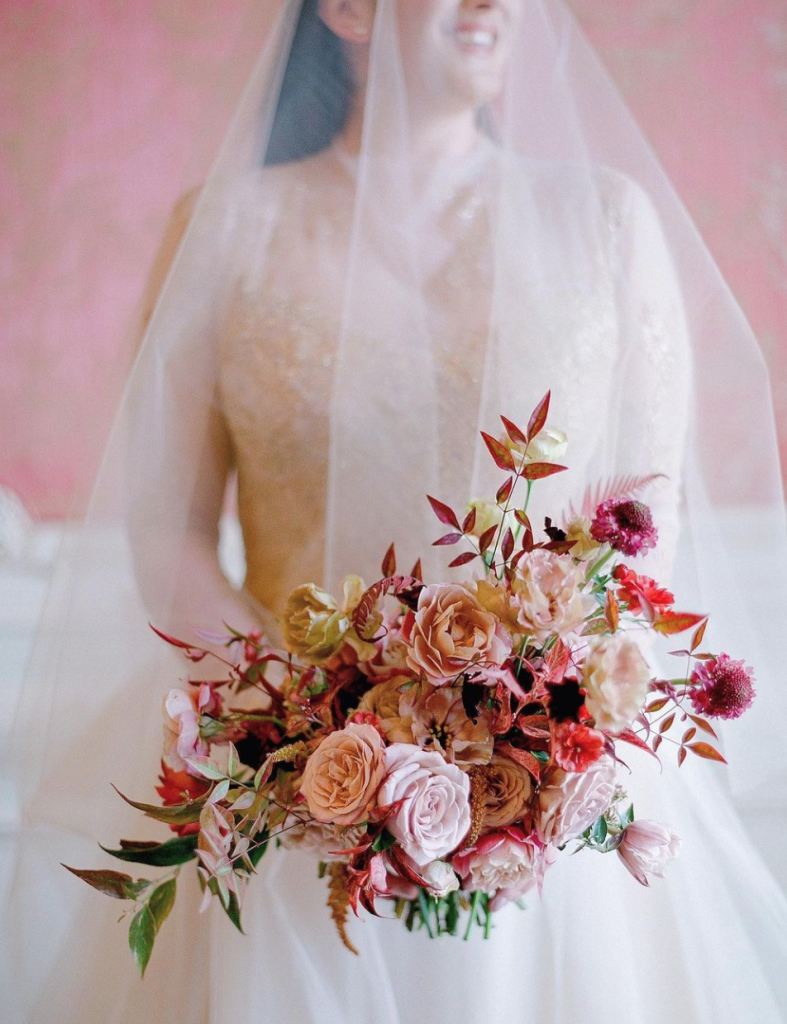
402, 583, 511, 685
482, 755, 534, 830
282, 575, 377, 665
478, 549, 594, 642
505, 426, 568, 466
535, 757, 617, 846
581, 633, 651, 733
300, 723, 386, 826
465, 499, 514, 540
421, 860, 461, 899
564, 514, 604, 562
379, 744, 471, 866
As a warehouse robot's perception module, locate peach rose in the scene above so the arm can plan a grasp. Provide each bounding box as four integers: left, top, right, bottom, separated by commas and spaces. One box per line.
357, 676, 416, 744
481, 755, 534, 830
402, 583, 511, 685
581, 633, 651, 734
300, 723, 386, 826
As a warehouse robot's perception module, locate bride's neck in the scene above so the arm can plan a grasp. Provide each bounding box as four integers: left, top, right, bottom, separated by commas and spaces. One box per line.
335, 91, 482, 168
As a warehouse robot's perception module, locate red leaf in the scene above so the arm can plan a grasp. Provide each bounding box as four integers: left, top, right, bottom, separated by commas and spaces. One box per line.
462, 507, 477, 534
496, 743, 542, 784
687, 742, 727, 764
496, 476, 514, 505
617, 729, 661, 761
659, 712, 676, 734
353, 575, 423, 639
581, 617, 608, 637
688, 714, 718, 740
514, 509, 532, 531
481, 432, 517, 473
448, 551, 478, 568
410, 558, 423, 581
381, 543, 396, 578
479, 525, 498, 555
501, 528, 515, 562
500, 414, 528, 447
427, 495, 461, 530
520, 462, 568, 482
652, 611, 708, 637
667, 649, 693, 658
681, 727, 697, 744
526, 391, 551, 443
653, 734, 663, 753
149, 624, 209, 662
541, 540, 577, 554
645, 697, 670, 713
604, 590, 619, 633
432, 533, 463, 547
677, 746, 687, 767
522, 528, 534, 552
690, 618, 709, 652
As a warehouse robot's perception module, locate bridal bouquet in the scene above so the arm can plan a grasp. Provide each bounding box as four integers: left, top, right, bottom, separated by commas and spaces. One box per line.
67, 392, 755, 975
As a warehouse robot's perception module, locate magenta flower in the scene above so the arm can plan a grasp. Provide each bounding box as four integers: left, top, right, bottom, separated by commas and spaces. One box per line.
590, 499, 658, 557
689, 653, 756, 720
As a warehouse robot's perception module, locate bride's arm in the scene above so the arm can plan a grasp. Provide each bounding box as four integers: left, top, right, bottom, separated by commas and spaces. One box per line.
611, 178, 694, 591
126, 190, 270, 647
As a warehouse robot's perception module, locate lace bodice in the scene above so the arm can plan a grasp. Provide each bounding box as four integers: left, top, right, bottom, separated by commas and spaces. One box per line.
216, 149, 691, 618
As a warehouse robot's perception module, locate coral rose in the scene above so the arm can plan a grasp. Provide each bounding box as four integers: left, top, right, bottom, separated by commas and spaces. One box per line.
481, 755, 534, 830
535, 757, 617, 846
379, 744, 471, 866
300, 723, 386, 826
581, 633, 651, 734
617, 820, 681, 886
402, 583, 511, 685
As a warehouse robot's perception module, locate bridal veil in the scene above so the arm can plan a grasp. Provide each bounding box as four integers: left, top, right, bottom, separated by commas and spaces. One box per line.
4, 1, 787, 1021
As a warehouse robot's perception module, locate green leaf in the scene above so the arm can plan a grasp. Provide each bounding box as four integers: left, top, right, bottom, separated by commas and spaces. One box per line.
113, 785, 207, 826
591, 816, 608, 845
62, 864, 140, 900
417, 890, 434, 939
227, 742, 240, 777
100, 835, 198, 867
183, 757, 227, 781
128, 905, 156, 978
210, 779, 231, 803
148, 878, 177, 933
371, 829, 397, 853
624, 803, 635, 826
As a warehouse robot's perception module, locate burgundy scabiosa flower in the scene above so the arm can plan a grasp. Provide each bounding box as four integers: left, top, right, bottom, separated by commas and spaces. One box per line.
590, 499, 658, 557
689, 653, 756, 720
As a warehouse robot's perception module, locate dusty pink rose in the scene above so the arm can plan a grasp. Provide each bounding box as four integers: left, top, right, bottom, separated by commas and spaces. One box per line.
453, 827, 556, 910
581, 633, 651, 734
162, 685, 219, 774
535, 757, 617, 846
478, 551, 595, 642
617, 820, 681, 886
402, 583, 511, 685
379, 744, 471, 866
300, 723, 386, 826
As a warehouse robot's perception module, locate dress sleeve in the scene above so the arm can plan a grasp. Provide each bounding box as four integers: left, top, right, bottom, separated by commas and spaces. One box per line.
609, 178, 695, 591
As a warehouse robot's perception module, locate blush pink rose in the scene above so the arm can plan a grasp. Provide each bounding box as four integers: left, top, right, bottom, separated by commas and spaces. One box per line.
535, 757, 617, 846
581, 633, 651, 734
402, 583, 511, 685
452, 827, 556, 910
379, 744, 471, 866
617, 820, 681, 886
300, 723, 386, 826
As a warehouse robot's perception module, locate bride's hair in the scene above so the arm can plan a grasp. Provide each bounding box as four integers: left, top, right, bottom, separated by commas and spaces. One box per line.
264, 0, 354, 165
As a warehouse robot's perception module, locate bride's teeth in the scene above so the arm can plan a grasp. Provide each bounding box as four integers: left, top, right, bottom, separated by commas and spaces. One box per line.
455, 28, 495, 49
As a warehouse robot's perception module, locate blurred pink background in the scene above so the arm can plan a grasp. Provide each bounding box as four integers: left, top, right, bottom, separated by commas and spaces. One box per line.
2, 0, 786, 518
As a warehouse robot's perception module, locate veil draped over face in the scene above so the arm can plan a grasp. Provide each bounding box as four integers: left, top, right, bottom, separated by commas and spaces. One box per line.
4, 1, 787, 1021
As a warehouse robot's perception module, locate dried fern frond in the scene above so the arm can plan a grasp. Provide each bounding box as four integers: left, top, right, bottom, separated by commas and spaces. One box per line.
564, 472, 668, 524
326, 863, 359, 956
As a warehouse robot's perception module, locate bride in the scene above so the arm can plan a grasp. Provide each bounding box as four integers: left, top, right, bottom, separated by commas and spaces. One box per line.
5, 0, 787, 1021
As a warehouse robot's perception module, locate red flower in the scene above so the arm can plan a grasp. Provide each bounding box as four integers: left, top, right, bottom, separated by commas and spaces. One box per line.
591, 499, 658, 557
612, 564, 674, 616
553, 721, 605, 772
156, 760, 210, 836
689, 653, 756, 720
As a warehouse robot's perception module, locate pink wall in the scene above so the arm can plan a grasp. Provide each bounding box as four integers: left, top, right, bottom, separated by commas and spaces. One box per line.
2, 0, 786, 518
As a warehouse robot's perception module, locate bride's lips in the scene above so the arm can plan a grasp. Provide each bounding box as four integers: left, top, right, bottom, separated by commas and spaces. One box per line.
453, 21, 499, 55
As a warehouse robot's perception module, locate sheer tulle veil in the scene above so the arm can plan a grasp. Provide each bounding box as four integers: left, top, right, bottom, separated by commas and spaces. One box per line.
4, 1, 787, 1021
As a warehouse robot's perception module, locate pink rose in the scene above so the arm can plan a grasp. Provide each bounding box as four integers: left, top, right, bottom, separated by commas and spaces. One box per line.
379, 744, 471, 866
162, 685, 218, 774
402, 583, 511, 685
300, 723, 386, 826
453, 827, 556, 910
617, 820, 681, 886
535, 757, 617, 846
